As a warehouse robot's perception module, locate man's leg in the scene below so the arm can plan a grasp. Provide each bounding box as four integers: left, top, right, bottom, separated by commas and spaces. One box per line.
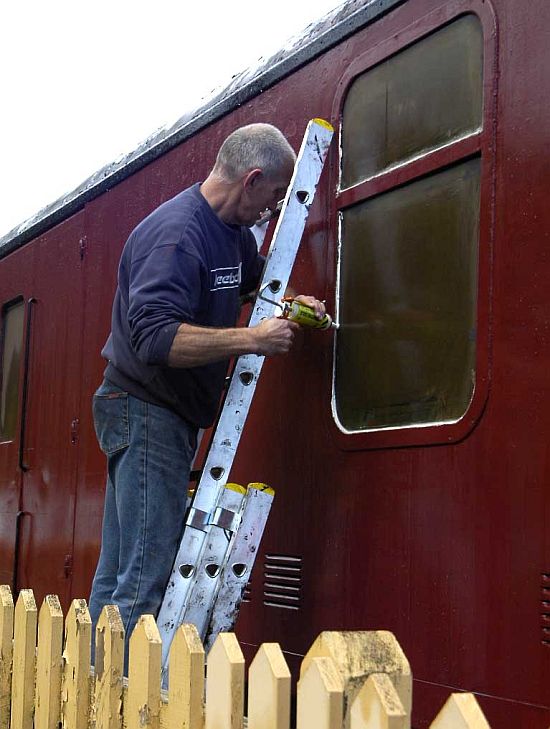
112, 395, 196, 669
89, 380, 129, 631
89, 381, 197, 671
88, 474, 120, 627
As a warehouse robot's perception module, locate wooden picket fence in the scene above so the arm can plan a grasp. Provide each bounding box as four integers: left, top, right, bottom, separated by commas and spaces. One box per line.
0, 585, 492, 729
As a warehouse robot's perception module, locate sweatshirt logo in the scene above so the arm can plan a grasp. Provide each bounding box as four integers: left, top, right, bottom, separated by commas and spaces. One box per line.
210, 264, 241, 291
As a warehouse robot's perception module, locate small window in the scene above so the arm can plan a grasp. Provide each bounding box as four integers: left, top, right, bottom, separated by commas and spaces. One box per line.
341, 14, 483, 188
334, 159, 480, 431
0, 300, 25, 441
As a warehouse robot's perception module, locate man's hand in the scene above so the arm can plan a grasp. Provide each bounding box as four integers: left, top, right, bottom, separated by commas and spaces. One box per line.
292, 295, 326, 320
252, 317, 300, 356
167, 295, 326, 368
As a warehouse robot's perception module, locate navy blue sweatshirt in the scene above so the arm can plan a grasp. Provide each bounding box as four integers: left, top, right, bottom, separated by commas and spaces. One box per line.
102, 183, 264, 428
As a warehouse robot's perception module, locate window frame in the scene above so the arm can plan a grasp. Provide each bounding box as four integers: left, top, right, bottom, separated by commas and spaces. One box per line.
0, 296, 26, 444
327, 0, 497, 451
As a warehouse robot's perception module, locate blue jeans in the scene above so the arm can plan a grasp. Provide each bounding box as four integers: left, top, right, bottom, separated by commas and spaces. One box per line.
89, 380, 197, 671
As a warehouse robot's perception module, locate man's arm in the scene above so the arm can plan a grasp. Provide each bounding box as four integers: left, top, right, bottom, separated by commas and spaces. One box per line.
167, 317, 299, 368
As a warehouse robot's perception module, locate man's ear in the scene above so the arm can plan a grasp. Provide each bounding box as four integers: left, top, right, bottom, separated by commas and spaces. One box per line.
243, 168, 262, 190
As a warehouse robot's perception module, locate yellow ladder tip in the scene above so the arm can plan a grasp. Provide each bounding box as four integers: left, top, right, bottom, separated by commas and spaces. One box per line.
224, 482, 247, 495
312, 118, 334, 131
248, 482, 275, 496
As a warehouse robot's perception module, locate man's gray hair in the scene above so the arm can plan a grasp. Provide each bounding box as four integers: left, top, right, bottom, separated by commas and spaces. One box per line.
213, 123, 296, 181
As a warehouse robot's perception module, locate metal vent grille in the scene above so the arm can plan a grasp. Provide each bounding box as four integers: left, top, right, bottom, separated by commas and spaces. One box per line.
542, 573, 550, 646
263, 554, 302, 610
242, 581, 252, 604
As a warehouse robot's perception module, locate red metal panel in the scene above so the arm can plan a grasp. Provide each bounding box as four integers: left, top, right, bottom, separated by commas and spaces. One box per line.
15, 212, 86, 610
69, 191, 136, 602
226, 0, 550, 724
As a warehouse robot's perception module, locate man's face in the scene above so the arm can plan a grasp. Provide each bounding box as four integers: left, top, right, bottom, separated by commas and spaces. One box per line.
237, 163, 294, 227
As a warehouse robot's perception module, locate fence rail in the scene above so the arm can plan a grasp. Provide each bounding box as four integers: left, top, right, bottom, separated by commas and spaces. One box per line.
0, 587, 491, 729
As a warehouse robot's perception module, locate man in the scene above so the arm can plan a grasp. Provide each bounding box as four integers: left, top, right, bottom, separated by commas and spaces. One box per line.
89, 123, 325, 658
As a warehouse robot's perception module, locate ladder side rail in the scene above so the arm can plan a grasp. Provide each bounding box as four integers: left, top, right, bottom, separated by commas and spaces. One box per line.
192, 119, 334, 516
158, 484, 246, 672
203, 485, 274, 652
175, 487, 246, 639
184, 484, 273, 647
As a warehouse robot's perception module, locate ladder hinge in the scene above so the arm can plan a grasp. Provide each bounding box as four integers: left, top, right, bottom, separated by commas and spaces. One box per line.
186, 507, 210, 531
210, 507, 241, 533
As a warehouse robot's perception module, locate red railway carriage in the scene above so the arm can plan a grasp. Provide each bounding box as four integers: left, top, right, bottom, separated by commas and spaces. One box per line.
0, 0, 549, 725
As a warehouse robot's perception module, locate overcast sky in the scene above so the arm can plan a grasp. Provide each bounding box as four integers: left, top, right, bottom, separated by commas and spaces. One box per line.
0, 0, 342, 239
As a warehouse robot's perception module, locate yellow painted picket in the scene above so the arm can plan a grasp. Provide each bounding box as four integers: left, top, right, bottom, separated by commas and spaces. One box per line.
94, 604, 124, 729
126, 616, 161, 729
0, 585, 496, 729
205, 633, 244, 729
350, 673, 407, 729
61, 600, 92, 729
10, 590, 36, 729
166, 624, 204, 729
0, 586, 13, 729
429, 694, 492, 729
296, 656, 344, 729
247, 643, 290, 729
35, 595, 63, 729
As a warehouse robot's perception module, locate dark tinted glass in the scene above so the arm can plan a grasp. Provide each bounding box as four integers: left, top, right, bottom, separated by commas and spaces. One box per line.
335, 158, 480, 431
0, 301, 25, 441
341, 14, 483, 187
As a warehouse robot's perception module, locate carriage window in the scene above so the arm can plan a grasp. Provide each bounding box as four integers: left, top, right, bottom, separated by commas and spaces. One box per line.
341, 14, 483, 188
0, 300, 25, 441
334, 160, 480, 431
334, 13, 484, 434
